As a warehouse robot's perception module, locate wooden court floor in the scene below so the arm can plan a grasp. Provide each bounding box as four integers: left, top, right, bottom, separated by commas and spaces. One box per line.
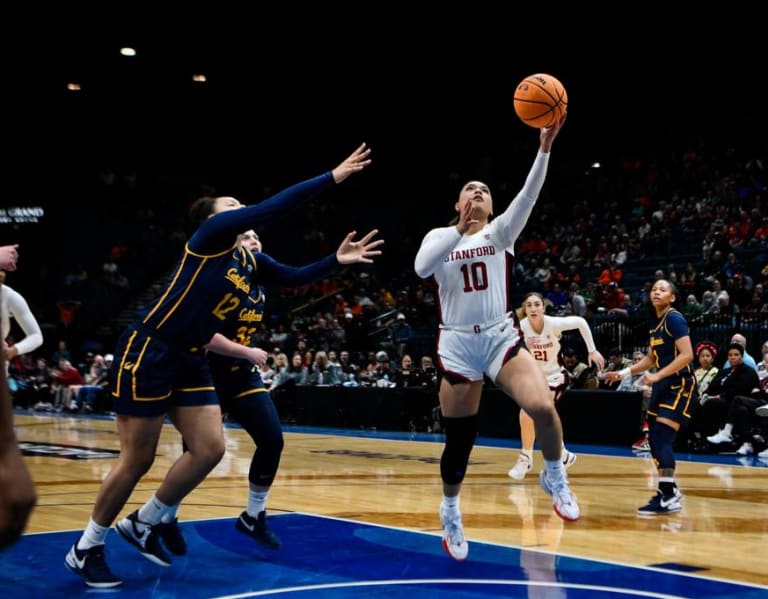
12, 411, 768, 589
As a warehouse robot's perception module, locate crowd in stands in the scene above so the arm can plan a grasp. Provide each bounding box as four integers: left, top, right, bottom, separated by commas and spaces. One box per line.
6, 133, 768, 452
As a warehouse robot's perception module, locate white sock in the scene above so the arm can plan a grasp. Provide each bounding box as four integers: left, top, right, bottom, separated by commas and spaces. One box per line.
521, 449, 533, 460
544, 459, 564, 479
722, 423, 733, 436
77, 518, 111, 550
441, 494, 460, 512
138, 495, 171, 526
161, 503, 180, 524
247, 490, 269, 518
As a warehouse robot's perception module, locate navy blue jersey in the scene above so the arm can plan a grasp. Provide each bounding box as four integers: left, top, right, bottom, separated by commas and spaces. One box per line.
208, 250, 338, 387
210, 250, 337, 349
648, 307, 697, 424
649, 308, 694, 377
137, 172, 334, 348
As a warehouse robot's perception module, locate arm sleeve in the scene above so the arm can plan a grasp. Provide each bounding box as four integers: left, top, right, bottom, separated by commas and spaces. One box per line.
255, 252, 338, 286
6, 288, 43, 356
189, 172, 335, 254
556, 315, 597, 353
414, 227, 461, 278
489, 150, 550, 251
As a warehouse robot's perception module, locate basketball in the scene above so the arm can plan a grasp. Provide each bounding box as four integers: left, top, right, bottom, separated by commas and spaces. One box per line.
513, 73, 568, 129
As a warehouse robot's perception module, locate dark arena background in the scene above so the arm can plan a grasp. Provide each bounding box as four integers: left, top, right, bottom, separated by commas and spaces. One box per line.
2, 10, 767, 598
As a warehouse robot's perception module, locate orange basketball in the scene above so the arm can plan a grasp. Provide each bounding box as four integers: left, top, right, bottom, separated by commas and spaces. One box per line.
513, 73, 568, 129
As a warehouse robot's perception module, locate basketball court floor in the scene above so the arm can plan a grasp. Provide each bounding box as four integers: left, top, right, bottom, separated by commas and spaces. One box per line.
2, 411, 766, 597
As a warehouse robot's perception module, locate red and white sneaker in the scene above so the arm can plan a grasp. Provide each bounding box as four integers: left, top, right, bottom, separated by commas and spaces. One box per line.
540, 470, 580, 521
439, 504, 468, 561
632, 436, 650, 452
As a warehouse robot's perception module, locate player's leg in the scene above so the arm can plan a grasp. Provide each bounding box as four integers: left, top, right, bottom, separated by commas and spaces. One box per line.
228, 388, 284, 548
115, 404, 225, 565
495, 349, 579, 521
437, 373, 483, 561
66, 413, 165, 587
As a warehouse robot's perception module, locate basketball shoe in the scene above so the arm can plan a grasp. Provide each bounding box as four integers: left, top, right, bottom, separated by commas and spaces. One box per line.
65, 543, 122, 588
562, 449, 577, 469
508, 454, 532, 480
157, 518, 187, 555
637, 488, 682, 516
439, 503, 468, 561
115, 510, 172, 566
235, 511, 281, 549
632, 435, 650, 452
539, 470, 580, 521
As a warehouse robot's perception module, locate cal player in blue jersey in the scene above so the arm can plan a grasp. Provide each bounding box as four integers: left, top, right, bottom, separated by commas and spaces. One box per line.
606, 279, 697, 515
65, 144, 372, 588
155, 227, 382, 555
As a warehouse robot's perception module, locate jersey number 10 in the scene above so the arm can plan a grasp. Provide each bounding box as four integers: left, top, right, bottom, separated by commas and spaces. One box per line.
460, 262, 489, 293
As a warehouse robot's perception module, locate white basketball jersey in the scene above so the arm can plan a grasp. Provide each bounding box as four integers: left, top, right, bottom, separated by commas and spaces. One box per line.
414, 151, 551, 327
521, 315, 565, 377
521, 314, 597, 377
424, 225, 514, 326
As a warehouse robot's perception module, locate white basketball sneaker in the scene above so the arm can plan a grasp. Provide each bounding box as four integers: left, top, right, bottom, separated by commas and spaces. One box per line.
439, 503, 468, 561
539, 470, 580, 521
508, 454, 532, 480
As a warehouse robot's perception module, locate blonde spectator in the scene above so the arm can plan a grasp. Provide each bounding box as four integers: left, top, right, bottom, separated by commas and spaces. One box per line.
306, 351, 340, 386
271, 353, 308, 388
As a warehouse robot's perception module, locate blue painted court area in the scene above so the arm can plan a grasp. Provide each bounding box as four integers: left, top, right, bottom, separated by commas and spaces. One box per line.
1, 513, 764, 598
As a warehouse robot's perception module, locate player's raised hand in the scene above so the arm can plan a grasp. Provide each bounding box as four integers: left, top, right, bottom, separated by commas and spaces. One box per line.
456, 198, 479, 235
332, 143, 372, 183
336, 229, 384, 264
540, 114, 566, 152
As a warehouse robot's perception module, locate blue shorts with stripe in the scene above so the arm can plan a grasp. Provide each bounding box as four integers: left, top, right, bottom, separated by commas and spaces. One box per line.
110, 324, 219, 417
209, 359, 268, 413
648, 374, 697, 427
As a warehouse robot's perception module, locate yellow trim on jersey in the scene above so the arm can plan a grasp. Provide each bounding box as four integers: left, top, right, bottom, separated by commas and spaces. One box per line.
156, 257, 209, 328
143, 243, 238, 327
143, 252, 190, 323
650, 306, 674, 334
185, 241, 237, 260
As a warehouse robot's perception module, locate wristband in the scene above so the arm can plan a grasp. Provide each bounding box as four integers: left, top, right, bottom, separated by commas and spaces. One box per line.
618, 367, 632, 380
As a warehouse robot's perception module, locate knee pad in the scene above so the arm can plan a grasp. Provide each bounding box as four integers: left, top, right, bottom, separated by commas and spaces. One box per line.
440, 415, 478, 485
650, 422, 677, 470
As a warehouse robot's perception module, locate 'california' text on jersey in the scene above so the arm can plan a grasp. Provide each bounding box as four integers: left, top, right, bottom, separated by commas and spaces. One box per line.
139, 173, 334, 348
